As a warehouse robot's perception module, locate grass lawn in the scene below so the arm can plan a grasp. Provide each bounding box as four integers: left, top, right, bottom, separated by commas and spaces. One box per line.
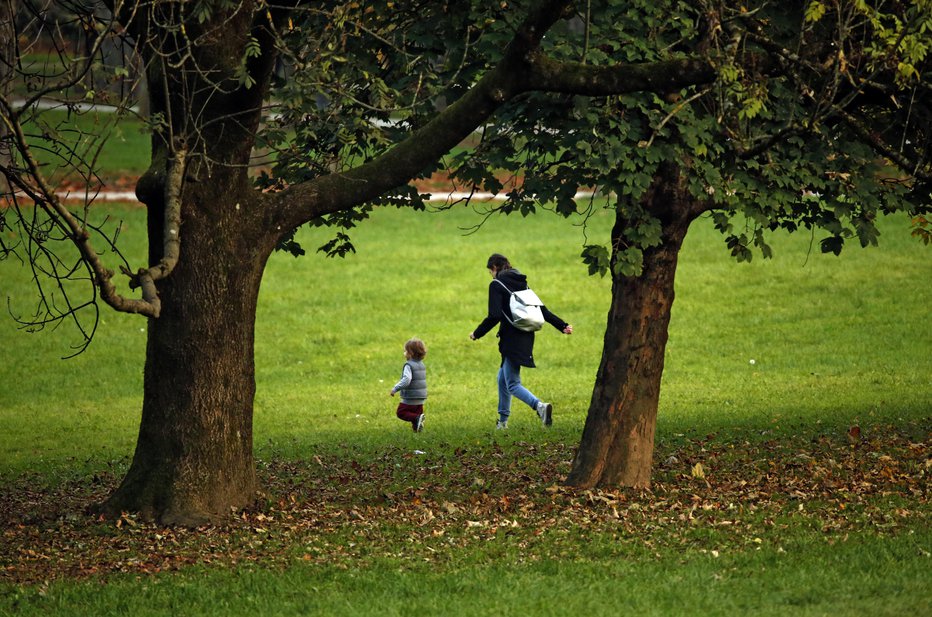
18, 108, 151, 184
0, 203, 929, 615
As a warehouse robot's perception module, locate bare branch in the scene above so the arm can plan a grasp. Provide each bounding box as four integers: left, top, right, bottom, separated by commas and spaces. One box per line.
0, 92, 164, 318
15, 2, 130, 115
153, 143, 185, 281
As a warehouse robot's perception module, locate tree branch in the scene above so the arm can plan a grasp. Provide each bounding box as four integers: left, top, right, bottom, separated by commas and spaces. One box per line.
270, 0, 719, 231
152, 143, 185, 282
271, 0, 575, 228
126, 142, 186, 306
14, 2, 126, 115
522, 54, 716, 96
0, 93, 171, 318
836, 107, 932, 183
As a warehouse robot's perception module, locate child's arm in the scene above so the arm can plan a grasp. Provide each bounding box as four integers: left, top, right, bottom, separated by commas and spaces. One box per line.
389, 364, 413, 396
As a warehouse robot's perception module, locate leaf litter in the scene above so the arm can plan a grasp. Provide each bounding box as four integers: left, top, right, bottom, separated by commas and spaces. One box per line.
1, 422, 928, 584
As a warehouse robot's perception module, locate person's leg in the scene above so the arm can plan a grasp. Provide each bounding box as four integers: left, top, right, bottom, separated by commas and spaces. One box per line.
497, 364, 512, 426
396, 402, 420, 423
500, 357, 540, 410
502, 357, 553, 426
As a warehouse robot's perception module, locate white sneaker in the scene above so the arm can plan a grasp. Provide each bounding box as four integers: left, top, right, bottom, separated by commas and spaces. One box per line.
536, 402, 553, 427
415, 414, 425, 432
496, 419, 508, 430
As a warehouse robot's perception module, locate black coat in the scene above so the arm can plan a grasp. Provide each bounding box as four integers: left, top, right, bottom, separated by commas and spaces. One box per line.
472, 268, 568, 368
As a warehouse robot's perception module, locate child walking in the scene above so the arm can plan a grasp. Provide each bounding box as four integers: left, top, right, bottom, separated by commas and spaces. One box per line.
389, 338, 428, 432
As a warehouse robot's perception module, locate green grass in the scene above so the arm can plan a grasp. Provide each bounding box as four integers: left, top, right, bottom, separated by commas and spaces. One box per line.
19, 109, 151, 180
5, 529, 930, 616
0, 203, 929, 615
253, 205, 930, 459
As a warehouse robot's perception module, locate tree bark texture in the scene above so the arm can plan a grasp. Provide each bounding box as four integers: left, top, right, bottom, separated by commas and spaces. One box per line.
0, 0, 15, 195
567, 164, 704, 489
100, 172, 276, 525
97, 4, 282, 523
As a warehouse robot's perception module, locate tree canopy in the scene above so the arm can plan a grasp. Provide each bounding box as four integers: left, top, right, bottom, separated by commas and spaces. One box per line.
430, 1, 931, 269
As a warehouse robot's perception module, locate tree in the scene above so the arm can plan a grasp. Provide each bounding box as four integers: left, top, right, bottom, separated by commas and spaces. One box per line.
442, 0, 931, 487
0, 0, 16, 196
0, 0, 723, 524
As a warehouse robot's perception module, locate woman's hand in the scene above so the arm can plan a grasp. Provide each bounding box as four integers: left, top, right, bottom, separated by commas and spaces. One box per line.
563, 325, 573, 335
469, 332, 477, 340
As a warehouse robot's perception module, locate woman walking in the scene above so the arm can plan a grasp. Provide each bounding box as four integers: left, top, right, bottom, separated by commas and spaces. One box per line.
470, 253, 573, 429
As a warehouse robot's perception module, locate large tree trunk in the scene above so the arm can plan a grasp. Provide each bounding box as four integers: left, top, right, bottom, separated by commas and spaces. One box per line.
0, 0, 15, 196
567, 164, 704, 489
99, 173, 276, 525
91, 3, 284, 525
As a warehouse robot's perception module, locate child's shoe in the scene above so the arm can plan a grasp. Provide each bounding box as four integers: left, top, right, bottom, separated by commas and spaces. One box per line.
496, 419, 508, 430
414, 414, 425, 433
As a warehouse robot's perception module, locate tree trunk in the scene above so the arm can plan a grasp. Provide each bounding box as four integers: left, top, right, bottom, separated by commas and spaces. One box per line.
98, 174, 275, 525
90, 4, 285, 524
567, 164, 703, 489
0, 0, 15, 196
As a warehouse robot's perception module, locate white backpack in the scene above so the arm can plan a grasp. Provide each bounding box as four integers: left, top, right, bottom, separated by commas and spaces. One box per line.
495, 279, 545, 332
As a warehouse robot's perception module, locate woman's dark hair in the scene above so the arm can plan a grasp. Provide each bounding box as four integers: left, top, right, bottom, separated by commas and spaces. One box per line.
486, 253, 511, 272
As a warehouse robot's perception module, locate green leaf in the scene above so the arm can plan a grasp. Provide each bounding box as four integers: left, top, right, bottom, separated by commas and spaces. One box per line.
820, 235, 845, 256
805, 1, 827, 23
613, 247, 644, 277
317, 232, 357, 259
245, 36, 262, 59
580, 245, 610, 277
624, 215, 663, 248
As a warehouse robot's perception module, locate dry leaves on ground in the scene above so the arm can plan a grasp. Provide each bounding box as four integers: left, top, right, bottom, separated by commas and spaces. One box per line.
1, 422, 928, 584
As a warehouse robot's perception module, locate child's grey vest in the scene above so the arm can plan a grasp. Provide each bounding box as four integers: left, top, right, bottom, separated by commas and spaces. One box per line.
401, 360, 428, 403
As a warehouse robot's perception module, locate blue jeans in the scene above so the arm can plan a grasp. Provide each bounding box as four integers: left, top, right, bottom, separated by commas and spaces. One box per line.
497, 356, 540, 421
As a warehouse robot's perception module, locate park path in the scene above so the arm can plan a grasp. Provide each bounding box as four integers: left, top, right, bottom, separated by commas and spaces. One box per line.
58, 187, 596, 203
13, 97, 597, 205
